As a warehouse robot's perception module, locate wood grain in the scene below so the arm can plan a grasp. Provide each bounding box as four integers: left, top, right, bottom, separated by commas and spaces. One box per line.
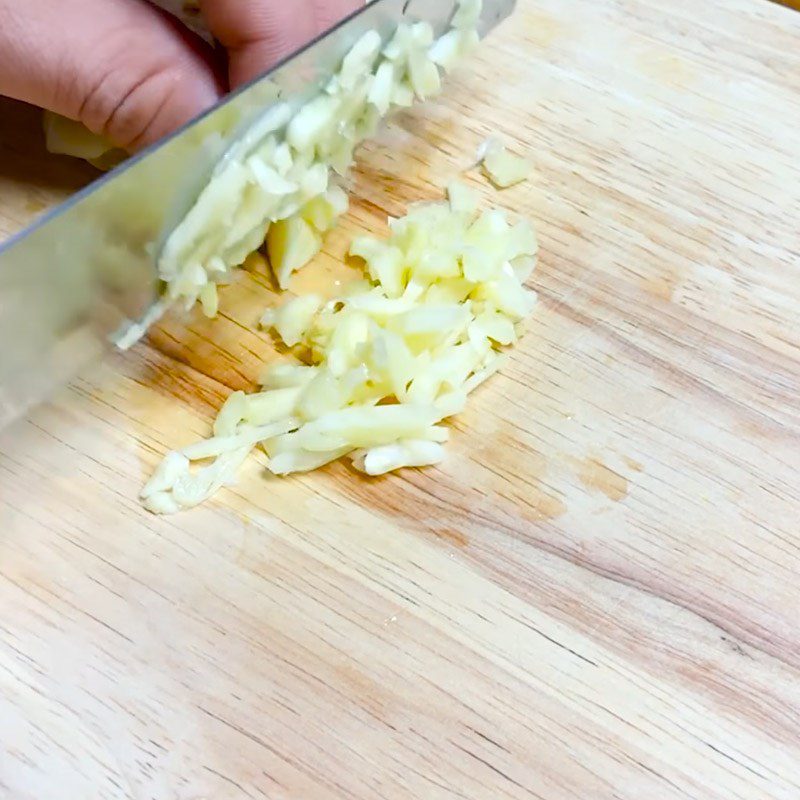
2, 1, 800, 797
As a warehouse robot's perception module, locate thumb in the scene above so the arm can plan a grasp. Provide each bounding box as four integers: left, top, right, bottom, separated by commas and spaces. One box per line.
310, 0, 366, 34
0, 0, 223, 151
200, 0, 363, 88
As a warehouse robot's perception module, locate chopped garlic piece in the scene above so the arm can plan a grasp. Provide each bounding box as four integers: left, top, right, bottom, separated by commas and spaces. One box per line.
43, 112, 125, 169
478, 138, 534, 188
368, 61, 396, 115
301, 187, 349, 233
339, 30, 382, 90
429, 29, 463, 71
181, 419, 298, 461
141, 452, 190, 499
409, 50, 442, 99
453, 0, 482, 30
214, 391, 248, 437
199, 282, 219, 318
259, 363, 318, 389
261, 294, 324, 346
297, 404, 443, 451
447, 181, 480, 215
352, 439, 445, 476
269, 448, 353, 476
143, 492, 183, 515
267, 217, 323, 290
246, 388, 304, 426
169, 445, 253, 510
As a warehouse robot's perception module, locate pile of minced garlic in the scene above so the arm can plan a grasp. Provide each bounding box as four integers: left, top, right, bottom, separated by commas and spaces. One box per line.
140, 0, 537, 514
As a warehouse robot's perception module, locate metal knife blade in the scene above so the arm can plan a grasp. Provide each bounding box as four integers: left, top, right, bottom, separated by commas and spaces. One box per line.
0, 0, 515, 429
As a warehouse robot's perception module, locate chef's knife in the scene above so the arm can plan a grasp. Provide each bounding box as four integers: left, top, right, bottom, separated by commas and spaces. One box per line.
0, 0, 515, 430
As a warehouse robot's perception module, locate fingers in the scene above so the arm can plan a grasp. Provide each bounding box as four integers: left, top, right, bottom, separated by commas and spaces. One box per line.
0, 0, 362, 152
310, 0, 364, 33
200, 0, 363, 88
0, 0, 223, 150
199, 0, 315, 88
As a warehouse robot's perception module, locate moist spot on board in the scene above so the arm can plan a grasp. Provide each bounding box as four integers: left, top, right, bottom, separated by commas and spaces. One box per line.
578, 457, 629, 502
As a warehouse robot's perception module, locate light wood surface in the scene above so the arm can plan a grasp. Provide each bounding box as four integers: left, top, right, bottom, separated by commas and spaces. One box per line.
2, 1, 800, 797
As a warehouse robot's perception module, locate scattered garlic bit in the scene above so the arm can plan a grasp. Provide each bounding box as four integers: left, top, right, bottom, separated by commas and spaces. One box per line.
352, 440, 446, 476
142, 186, 538, 514
159, 0, 485, 313
114, 298, 170, 351
453, 0, 483, 30
478, 137, 533, 189
261, 294, 324, 347
43, 112, 126, 171
266, 216, 323, 291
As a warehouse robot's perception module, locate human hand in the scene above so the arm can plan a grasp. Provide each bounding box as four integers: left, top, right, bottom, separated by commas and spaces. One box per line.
0, 0, 361, 151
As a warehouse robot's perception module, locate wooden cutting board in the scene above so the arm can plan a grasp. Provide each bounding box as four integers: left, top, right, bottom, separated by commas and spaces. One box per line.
2, 1, 800, 797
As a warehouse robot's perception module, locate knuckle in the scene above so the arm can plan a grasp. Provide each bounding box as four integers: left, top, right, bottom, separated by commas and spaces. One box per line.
78, 57, 181, 150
